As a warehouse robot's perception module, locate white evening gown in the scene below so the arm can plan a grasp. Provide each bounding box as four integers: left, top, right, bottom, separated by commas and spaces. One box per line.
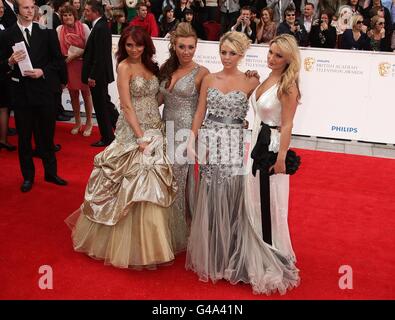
248, 83, 296, 262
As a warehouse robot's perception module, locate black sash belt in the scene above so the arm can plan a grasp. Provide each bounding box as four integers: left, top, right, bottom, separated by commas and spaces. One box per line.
251, 122, 278, 245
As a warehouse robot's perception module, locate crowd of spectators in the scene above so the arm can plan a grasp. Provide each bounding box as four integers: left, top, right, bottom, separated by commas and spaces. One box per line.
91, 0, 394, 51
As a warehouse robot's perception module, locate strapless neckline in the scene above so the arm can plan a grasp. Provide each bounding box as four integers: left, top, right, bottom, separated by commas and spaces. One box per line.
131, 75, 157, 83
208, 87, 248, 99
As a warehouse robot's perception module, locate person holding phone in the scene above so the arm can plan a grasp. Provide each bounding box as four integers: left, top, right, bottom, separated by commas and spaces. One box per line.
276, 5, 309, 46
230, 5, 256, 42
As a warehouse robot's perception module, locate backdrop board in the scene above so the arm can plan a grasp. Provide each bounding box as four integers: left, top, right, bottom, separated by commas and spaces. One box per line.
62, 36, 395, 144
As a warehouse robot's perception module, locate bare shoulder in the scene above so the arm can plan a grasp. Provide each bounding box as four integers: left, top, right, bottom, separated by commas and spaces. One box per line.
117, 60, 133, 76
199, 65, 210, 76
202, 72, 215, 85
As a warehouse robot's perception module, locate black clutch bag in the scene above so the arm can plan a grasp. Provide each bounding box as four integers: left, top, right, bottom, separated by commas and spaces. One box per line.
267, 149, 301, 176
251, 122, 301, 176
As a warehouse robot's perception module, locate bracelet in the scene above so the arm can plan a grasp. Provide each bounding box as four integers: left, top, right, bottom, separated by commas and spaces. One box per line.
136, 136, 152, 145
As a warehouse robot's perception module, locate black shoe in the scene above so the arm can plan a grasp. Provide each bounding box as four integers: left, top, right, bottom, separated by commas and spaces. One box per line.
91, 140, 109, 147
44, 175, 68, 186
21, 180, 33, 192
0, 142, 17, 151
54, 144, 61, 152
7, 128, 17, 136
56, 114, 72, 121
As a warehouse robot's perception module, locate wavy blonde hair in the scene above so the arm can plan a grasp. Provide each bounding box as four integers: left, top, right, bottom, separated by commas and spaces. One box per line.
219, 31, 251, 56
269, 34, 301, 103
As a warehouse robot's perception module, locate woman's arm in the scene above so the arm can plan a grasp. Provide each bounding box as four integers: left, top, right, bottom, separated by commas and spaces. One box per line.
194, 66, 210, 92
187, 73, 210, 160
273, 83, 298, 174
157, 92, 164, 106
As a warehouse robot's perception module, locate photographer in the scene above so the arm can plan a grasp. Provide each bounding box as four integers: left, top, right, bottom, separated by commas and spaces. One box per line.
230, 5, 256, 42
309, 10, 337, 48
276, 6, 309, 46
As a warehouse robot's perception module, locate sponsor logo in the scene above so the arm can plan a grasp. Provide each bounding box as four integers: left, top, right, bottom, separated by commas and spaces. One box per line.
378, 62, 391, 77
304, 57, 315, 72
331, 126, 358, 133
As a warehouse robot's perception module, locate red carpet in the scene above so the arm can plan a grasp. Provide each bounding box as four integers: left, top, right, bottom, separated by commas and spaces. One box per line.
1, 121, 394, 300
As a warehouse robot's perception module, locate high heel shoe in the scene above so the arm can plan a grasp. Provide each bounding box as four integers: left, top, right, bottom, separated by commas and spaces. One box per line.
71, 124, 82, 135
83, 124, 93, 137
0, 142, 17, 151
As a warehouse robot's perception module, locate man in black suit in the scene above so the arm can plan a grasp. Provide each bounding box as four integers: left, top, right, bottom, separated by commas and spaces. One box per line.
1, 0, 17, 29
82, 0, 118, 147
230, 6, 257, 43
0, 0, 67, 192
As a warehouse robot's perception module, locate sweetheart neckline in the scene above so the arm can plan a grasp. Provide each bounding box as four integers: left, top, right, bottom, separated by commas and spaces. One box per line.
130, 75, 157, 83
208, 87, 248, 98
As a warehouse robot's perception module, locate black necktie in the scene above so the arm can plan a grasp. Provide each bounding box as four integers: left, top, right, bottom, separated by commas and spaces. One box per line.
24, 28, 31, 46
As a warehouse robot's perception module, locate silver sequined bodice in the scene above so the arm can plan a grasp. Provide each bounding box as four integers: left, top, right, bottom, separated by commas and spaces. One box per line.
160, 65, 199, 132
200, 88, 249, 185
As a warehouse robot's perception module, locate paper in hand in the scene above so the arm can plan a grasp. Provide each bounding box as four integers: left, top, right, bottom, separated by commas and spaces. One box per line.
12, 41, 33, 76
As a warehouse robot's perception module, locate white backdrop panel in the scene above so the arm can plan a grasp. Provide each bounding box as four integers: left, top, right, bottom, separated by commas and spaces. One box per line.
62, 36, 395, 144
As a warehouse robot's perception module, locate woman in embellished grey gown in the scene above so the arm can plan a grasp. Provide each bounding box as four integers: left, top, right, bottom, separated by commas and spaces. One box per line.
158, 23, 209, 253
65, 27, 178, 269
185, 31, 300, 295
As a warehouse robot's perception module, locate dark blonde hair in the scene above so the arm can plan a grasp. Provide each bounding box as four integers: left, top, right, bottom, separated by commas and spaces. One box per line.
158, 22, 197, 86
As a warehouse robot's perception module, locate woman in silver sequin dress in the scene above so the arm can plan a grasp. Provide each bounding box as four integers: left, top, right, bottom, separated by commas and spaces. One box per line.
158, 23, 209, 253
185, 31, 300, 295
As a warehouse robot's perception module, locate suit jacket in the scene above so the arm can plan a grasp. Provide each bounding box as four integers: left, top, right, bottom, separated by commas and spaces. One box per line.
0, 23, 64, 108
235, 21, 257, 43
82, 17, 114, 84
1, 1, 17, 29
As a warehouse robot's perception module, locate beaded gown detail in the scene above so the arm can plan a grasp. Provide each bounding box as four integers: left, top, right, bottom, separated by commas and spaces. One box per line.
185, 88, 300, 295
159, 65, 200, 253
65, 76, 178, 269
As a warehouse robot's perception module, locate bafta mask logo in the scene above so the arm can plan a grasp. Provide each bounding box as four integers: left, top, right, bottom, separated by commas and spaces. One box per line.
378, 62, 391, 77
304, 57, 315, 72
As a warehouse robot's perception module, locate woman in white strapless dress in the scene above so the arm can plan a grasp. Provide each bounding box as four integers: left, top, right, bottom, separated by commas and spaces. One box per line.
248, 34, 301, 262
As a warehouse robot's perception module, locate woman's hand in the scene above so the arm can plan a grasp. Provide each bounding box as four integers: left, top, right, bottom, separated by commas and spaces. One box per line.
269, 158, 286, 175
187, 140, 198, 162
138, 141, 149, 153
245, 69, 260, 80
65, 55, 73, 63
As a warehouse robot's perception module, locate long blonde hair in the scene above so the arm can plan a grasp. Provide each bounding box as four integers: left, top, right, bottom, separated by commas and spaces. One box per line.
269, 34, 301, 103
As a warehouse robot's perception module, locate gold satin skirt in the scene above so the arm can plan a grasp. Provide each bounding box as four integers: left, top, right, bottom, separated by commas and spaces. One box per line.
65, 130, 178, 269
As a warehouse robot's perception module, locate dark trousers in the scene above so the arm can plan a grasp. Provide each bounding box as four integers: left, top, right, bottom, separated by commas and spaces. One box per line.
14, 105, 57, 181
90, 80, 119, 144
54, 91, 65, 116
